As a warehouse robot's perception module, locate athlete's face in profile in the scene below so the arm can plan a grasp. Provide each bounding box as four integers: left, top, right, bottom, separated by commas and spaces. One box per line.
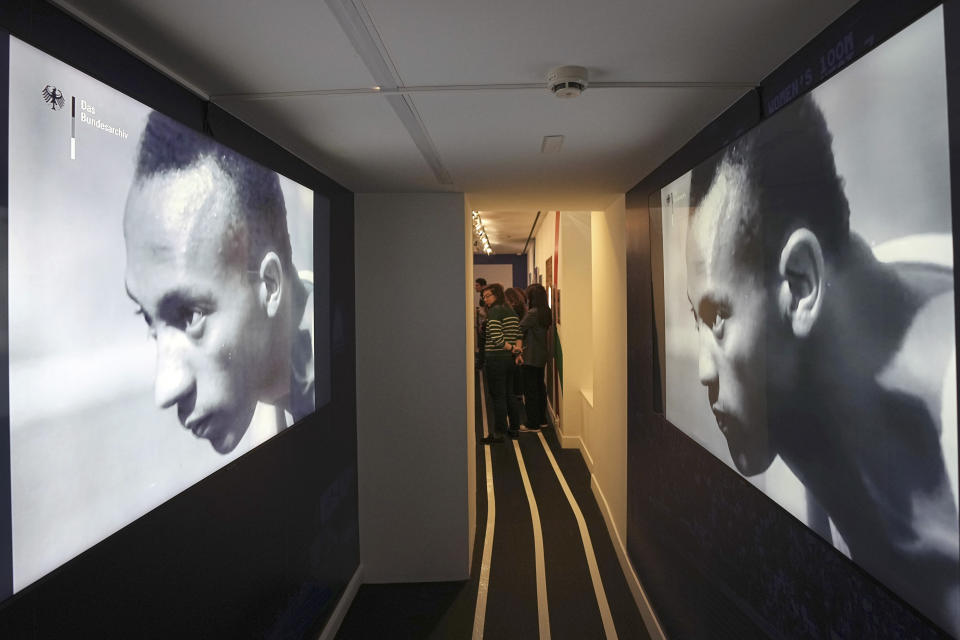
124, 158, 269, 454
685, 163, 774, 476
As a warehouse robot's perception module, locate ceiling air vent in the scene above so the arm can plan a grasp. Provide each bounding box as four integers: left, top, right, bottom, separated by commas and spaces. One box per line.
541, 135, 564, 153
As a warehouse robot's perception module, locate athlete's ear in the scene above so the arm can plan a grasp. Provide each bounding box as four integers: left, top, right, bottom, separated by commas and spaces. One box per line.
258, 251, 284, 318
776, 228, 824, 338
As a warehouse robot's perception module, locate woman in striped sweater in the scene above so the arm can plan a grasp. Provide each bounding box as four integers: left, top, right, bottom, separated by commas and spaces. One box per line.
480, 284, 522, 443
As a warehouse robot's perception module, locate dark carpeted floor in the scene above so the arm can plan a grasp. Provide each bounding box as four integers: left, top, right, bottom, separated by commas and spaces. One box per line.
334, 372, 651, 639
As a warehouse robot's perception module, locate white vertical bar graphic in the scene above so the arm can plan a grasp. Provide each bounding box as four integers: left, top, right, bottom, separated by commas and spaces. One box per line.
71, 95, 76, 159
472, 373, 495, 639
537, 432, 618, 639
512, 440, 551, 640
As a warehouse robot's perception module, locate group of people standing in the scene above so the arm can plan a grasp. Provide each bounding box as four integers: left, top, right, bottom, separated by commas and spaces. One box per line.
475, 278, 551, 444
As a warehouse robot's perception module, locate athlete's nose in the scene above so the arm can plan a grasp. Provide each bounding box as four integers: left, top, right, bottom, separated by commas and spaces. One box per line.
697, 330, 718, 388
154, 330, 196, 409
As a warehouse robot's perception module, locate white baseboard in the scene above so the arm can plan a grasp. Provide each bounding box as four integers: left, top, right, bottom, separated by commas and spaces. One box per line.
579, 439, 595, 472
317, 564, 364, 640
589, 477, 667, 640
558, 429, 581, 450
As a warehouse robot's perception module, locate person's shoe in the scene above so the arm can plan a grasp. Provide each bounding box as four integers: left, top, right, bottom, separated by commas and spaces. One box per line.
508, 429, 519, 439
480, 435, 504, 445
519, 425, 540, 432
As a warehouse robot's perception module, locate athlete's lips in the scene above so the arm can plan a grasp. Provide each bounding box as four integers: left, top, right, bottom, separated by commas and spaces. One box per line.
184, 415, 212, 438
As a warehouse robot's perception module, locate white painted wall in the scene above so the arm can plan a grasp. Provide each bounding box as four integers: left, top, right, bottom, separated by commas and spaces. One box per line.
465, 201, 477, 573
589, 196, 628, 541
533, 211, 556, 288
527, 211, 553, 287
587, 196, 663, 638
557, 212, 593, 445
355, 193, 474, 582
531, 211, 558, 424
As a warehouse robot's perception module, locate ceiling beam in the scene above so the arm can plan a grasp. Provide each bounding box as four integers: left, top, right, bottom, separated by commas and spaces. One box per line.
324, 0, 453, 185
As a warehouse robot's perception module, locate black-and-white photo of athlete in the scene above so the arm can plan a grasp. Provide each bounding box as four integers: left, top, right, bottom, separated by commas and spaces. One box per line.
124, 112, 315, 454
684, 93, 958, 634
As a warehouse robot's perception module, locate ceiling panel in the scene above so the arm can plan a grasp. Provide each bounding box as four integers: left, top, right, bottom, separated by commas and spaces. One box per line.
223, 93, 444, 192
364, 0, 855, 86
53, 0, 377, 95
414, 85, 747, 209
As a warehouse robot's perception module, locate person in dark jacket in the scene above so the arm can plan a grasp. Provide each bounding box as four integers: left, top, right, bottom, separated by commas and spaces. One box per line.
517, 283, 551, 430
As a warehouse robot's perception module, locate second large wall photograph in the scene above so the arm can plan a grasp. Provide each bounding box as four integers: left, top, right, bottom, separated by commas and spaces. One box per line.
656, 7, 957, 634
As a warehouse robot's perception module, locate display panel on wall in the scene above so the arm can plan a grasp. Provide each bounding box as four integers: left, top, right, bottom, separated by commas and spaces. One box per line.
4, 35, 329, 598
657, 7, 958, 634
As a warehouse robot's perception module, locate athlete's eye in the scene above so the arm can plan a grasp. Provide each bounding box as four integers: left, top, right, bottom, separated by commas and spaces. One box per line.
694, 299, 729, 340
710, 307, 728, 340
179, 307, 207, 338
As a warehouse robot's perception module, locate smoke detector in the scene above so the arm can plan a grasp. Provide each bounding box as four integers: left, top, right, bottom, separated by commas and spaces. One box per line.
547, 65, 589, 98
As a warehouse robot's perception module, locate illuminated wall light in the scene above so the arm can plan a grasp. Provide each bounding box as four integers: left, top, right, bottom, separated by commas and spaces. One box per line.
472, 210, 494, 255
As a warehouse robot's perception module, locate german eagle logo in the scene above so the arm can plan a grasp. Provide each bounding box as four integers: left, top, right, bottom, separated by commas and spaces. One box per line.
41, 85, 65, 111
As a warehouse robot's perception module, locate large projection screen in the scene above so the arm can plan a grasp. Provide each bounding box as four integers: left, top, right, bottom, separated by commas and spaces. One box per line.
659, 7, 958, 634
8, 36, 317, 593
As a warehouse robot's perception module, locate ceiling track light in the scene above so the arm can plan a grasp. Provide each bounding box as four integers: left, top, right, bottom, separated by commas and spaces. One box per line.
472, 210, 494, 255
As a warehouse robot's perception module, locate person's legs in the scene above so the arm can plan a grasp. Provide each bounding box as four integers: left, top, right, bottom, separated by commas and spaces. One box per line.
505, 364, 522, 438
521, 365, 542, 429
511, 363, 528, 428
534, 365, 548, 427
477, 322, 486, 369
483, 358, 508, 442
